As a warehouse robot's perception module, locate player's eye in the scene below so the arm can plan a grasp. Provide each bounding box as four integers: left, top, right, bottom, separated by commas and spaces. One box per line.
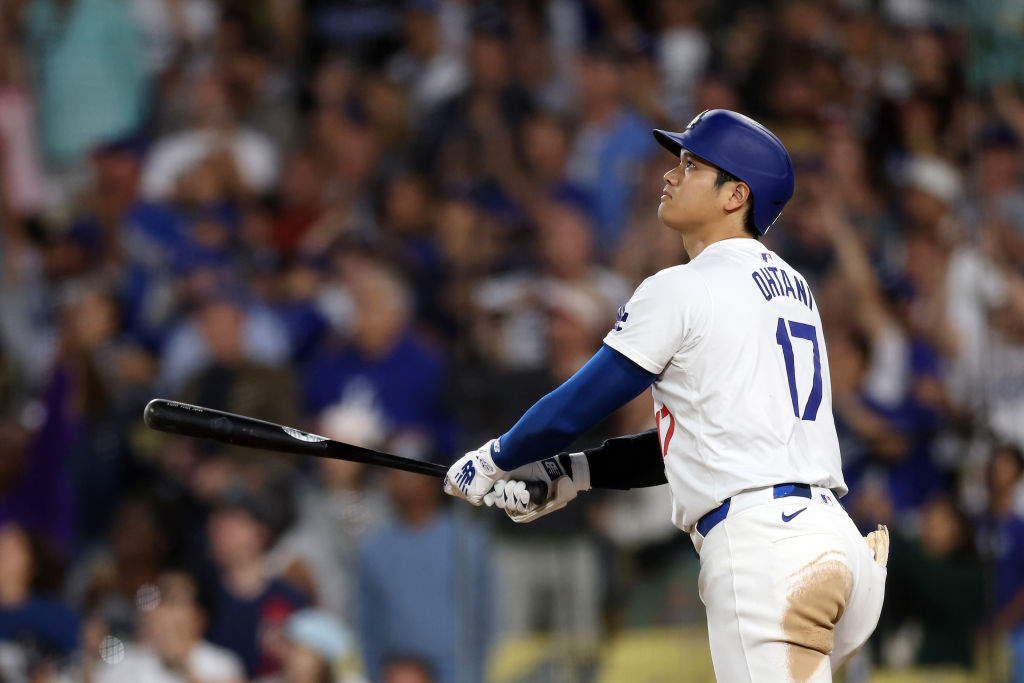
685, 160, 696, 170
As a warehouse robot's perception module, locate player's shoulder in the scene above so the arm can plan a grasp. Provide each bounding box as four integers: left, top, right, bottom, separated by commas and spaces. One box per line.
627, 264, 714, 315
633, 263, 711, 298
644, 262, 708, 286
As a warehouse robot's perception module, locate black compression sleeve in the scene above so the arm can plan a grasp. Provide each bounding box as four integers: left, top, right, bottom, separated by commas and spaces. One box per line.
559, 429, 667, 490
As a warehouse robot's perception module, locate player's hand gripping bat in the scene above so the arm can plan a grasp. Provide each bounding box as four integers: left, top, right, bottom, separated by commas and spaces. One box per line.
143, 399, 547, 501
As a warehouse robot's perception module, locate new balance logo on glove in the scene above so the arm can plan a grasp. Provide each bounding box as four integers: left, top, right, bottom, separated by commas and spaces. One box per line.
542, 457, 565, 480
453, 460, 476, 492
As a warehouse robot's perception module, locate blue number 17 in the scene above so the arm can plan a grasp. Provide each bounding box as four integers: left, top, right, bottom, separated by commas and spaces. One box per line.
775, 318, 822, 421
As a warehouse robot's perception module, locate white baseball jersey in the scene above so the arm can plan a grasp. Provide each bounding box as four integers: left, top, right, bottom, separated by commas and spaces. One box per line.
603, 237, 847, 532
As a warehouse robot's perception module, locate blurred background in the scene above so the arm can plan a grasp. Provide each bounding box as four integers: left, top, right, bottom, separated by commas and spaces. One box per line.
0, 0, 1022, 681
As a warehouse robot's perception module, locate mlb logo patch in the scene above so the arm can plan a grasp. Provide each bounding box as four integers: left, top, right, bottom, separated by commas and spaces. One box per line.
820, 494, 833, 506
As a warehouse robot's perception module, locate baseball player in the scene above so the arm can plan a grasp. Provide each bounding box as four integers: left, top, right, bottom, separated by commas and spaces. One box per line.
444, 109, 888, 681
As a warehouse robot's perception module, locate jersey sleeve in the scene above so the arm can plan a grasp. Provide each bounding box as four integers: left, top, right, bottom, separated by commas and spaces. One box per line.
602, 267, 713, 375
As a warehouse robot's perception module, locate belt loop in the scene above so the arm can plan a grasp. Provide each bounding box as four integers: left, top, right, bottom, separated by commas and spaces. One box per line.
773, 483, 811, 500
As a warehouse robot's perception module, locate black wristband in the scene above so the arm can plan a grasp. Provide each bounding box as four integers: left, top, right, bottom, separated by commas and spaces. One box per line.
576, 430, 668, 490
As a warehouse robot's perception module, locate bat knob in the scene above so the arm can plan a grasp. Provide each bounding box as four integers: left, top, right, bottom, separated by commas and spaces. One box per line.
143, 399, 161, 429
144, 398, 194, 434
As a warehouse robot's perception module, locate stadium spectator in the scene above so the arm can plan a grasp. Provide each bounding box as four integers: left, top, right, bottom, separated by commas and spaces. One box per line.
67, 493, 171, 640
176, 292, 299, 451
420, 18, 533, 192
158, 285, 291, 397
983, 444, 1024, 681
141, 71, 278, 202
93, 569, 244, 683
0, 33, 45, 220
514, 111, 593, 214
268, 456, 388, 624
387, 0, 468, 121
356, 467, 491, 683
0, 359, 78, 555
878, 495, 985, 668
821, 195, 947, 519
270, 150, 328, 254
471, 198, 628, 371
302, 254, 450, 452
257, 608, 366, 683
0, 523, 78, 677
23, 0, 148, 177
564, 44, 656, 249
203, 489, 308, 679
129, 0, 218, 78
654, 0, 709, 124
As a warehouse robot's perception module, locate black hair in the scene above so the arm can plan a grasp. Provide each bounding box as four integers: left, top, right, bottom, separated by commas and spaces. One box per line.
713, 168, 760, 239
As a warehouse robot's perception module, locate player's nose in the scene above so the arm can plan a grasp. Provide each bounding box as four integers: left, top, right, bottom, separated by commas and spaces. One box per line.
663, 167, 680, 184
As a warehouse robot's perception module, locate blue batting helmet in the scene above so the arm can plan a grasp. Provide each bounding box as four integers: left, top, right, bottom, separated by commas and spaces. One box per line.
653, 110, 794, 234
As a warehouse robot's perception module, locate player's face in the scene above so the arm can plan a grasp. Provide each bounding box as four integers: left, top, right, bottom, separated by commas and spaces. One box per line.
658, 151, 729, 232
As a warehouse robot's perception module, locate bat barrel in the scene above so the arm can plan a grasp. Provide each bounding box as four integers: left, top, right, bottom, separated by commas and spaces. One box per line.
144, 398, 326, 456
143, 399, 547, 502
143, 399, 448, 477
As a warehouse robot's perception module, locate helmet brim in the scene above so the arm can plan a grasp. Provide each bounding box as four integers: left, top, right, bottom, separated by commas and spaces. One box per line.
653, 129, 685, 157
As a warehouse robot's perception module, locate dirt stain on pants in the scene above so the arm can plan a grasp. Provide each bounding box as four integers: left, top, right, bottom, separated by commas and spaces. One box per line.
782, 551, 853, 682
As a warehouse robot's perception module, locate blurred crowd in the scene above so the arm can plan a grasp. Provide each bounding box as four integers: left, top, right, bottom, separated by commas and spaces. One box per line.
0, 0, 1023, 681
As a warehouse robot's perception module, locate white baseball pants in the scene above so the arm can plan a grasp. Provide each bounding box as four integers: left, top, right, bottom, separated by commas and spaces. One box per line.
691, 485, 887, 682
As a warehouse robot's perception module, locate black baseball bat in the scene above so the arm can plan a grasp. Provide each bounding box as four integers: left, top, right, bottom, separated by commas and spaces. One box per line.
143, 399, 547, 502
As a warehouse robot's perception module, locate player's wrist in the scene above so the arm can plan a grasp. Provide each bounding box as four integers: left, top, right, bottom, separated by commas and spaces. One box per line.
565, 452, 591, 491
488, 436, 518, 473
484, 438, 512, 476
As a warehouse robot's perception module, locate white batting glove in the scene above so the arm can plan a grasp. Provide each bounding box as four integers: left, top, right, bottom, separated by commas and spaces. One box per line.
443, 439, 510, 506
483, 453, 590, 523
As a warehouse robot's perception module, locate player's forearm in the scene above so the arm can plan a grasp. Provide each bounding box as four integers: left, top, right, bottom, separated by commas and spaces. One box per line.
566, 429, 667, 489
491, 345, 657, 470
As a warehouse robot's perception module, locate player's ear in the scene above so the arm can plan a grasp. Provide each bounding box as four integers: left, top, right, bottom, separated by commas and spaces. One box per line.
724, 181, 751, 212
